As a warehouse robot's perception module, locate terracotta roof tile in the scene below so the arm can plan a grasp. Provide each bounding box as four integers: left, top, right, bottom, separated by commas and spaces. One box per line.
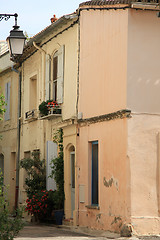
79, 0, 130, 6
79, 0, 159, 6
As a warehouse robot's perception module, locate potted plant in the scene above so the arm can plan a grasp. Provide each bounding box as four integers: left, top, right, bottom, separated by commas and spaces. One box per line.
39, 101, 48, 116
25, 189, 56, 222
39, 100, 61, 117
50, 128, 64, 225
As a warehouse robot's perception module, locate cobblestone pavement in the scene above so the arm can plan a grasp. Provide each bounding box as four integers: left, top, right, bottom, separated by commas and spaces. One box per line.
14, 224, 160, 240
14, 224, 107, 240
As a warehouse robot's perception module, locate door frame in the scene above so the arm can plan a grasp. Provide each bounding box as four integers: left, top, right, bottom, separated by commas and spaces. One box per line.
70, 151, 75, 218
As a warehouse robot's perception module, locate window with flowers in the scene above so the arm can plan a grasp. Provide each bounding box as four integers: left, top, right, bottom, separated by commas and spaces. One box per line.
52, 45, 64, 104
39, 99, 61, 117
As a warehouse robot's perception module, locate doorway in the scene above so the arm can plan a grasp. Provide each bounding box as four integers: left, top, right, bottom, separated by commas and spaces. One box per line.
70, 151, 75, 218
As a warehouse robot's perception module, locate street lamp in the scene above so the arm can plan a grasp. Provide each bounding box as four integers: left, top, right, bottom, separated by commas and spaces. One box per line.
0, 13, 26, 61
0, 13, 25, 210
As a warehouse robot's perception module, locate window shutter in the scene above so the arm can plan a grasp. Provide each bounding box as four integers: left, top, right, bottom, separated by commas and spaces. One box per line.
0, 157, 4, 175
57, 45, 64, 104
46, 141, 57, 191
45, 55, 50, 101
5, 82, 10, 121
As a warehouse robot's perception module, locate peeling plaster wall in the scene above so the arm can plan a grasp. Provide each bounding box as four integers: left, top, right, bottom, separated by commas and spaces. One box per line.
76, 119, 130, 231
128, 115, 160, 234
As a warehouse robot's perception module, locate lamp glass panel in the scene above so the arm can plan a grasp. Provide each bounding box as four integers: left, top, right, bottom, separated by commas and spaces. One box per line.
9, 38, 25, 55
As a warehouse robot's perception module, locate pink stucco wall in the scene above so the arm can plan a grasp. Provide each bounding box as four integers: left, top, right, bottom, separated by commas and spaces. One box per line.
79, 8, 128, 119
76, 119, 130, 231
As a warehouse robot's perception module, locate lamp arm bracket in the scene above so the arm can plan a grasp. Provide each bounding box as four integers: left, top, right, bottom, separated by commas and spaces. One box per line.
0, 13, 18, 26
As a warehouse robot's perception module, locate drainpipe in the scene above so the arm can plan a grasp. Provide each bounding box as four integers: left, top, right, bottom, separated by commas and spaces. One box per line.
12, 64, 22, 210
76, 13, 81, 226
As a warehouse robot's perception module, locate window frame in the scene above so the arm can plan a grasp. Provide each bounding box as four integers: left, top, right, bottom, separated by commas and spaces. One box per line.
91, 141, 99, 206
5, 81, 11, 121
53, 51, 58, 101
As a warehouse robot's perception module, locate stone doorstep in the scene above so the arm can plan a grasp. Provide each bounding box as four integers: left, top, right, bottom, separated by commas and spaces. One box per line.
59, 225, 121, 239
63, 218, 74, 226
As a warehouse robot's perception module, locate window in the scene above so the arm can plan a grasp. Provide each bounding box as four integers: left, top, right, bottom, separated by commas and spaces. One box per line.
91, 141, 98, 205
52, 45, 64, 104
46, 141, 57, 191
29, 75, 37, 110
53, 51, 58, 101
23, 151, 30, 188
5, 82, 11, 121
0, 154, 4, 177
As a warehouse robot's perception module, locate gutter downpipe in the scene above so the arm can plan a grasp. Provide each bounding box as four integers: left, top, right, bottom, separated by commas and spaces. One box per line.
13, 64, 22, 210
76, 10, 81, 226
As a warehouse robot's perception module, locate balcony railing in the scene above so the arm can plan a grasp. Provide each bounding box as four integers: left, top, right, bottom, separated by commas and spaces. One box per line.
25, 109, 38, 121
39, 106, 62, 120
39, 100, 62, 120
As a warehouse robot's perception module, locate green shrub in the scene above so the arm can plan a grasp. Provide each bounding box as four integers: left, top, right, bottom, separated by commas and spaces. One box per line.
0, 171, 24, 240
20, 151, 46, 199
50, 128, 64, 210
25, 189, 56, 221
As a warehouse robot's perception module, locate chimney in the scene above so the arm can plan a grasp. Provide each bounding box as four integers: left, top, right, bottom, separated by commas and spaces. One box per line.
50, 14, 58, 23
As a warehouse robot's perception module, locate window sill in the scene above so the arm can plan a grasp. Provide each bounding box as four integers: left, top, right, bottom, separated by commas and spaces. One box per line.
25, 117, 38, 122
39, 113, 62, 120
85, 205, 100, 210
25, 109, 38, 121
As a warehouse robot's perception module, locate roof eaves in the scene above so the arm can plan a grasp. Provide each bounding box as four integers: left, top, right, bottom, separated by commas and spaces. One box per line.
79, 0, 130, 6
14, 13, 78, 63
26, 13, 78, 47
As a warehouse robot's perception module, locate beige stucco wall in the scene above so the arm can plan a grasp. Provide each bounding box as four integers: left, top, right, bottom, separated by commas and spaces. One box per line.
0, 52, 13, 72
63, 125, 77, 220
0, 69, 18, 210
19, 22, 78, 204
20, 21, 78, 155
127, 9, 160, 234
41, 23, 78, 120
79, 8, 128, 119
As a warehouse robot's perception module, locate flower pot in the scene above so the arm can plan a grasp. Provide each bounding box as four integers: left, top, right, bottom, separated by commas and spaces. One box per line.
54, 210, 64, 225
53, 109, 61, 114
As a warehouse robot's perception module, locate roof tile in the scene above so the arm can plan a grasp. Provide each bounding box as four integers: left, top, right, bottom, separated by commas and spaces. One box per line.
79, 0, 129, 6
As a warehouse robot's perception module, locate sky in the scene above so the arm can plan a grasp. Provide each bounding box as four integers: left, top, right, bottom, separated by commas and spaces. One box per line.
0, 0, 84, 40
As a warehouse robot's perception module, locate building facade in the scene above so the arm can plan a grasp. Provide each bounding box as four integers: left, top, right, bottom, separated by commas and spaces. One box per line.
1, 0, 160, 235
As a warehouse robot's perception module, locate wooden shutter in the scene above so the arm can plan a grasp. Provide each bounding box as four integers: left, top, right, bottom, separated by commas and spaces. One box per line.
46, 141, 57, 191
0, 155, 4, 176
57, 45, 65, 104
5, 82, 11, 121
45, 55, 50, 101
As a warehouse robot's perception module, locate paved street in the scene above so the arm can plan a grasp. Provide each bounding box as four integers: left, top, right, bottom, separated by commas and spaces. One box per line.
14, 224, 160, 240
14, 224, 107, 240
